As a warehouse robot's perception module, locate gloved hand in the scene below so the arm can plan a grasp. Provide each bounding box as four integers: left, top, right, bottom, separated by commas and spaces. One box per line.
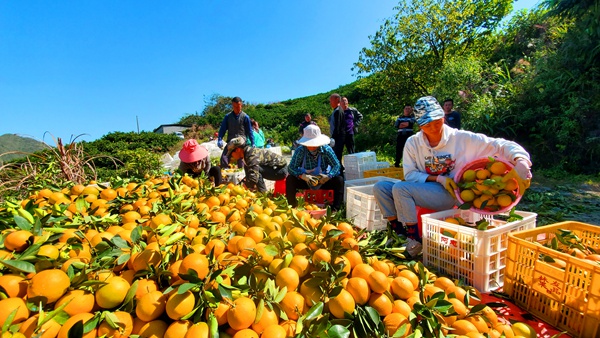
217, 139, 224, 149
318, 174, 330, 185
436, 175, 458, 198
502, 159, 532, 193
300, 174, 319, 186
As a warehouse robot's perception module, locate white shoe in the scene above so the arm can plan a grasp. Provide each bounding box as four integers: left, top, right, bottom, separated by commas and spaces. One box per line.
406, 238, 423, 258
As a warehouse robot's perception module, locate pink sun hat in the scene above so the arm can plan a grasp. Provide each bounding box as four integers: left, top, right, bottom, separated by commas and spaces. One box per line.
178, 139, 208, 163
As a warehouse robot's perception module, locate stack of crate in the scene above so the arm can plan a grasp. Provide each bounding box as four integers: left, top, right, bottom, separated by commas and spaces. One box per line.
344, 176, 401, 231
343, 152, 389, 180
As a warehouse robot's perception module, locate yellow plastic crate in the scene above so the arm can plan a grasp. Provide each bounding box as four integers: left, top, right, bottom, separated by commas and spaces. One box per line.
362, 167, 404, 180
505, 221, 600, 338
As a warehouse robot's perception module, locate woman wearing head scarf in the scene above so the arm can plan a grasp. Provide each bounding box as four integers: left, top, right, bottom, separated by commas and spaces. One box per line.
286, 124, 344, 211
226, 137, 288, 193
373, 96, 532, 257
178, 139, 222, 186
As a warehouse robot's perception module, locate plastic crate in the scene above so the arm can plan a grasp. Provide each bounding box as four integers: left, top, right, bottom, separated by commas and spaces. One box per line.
344, 176, 401, 202
504, 221, 600, 338
345, 185, 387, 231
422, 209, 537, 292
342, 151, 376, 167
345, 161, 390, 180
222, 170, 245, 184
303, 190, 334, 205
363, 167, 405, 180
264, 179, 275, 192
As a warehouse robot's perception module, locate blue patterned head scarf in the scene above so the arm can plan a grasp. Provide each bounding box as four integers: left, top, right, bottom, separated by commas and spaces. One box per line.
414, 96, 444, 126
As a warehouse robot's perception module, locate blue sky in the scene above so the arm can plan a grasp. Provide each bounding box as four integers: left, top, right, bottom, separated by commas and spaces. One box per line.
0, 0, 538, 143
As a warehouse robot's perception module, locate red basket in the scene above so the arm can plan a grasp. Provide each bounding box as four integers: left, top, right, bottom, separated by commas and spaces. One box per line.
453, 158, 520, 215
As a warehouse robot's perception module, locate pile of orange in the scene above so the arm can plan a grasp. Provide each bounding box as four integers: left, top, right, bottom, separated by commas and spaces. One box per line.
455, 159, 519, 213
0, 173, 531, 337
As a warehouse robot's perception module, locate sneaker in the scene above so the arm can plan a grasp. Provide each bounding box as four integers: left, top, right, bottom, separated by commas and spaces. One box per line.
405, 238, 423, 258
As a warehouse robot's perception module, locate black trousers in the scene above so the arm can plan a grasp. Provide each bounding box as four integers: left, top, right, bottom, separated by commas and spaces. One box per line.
395, 132, 412, 167
252, 165, 288, 193
285, 174, 344, 210
208, 166, 222, 186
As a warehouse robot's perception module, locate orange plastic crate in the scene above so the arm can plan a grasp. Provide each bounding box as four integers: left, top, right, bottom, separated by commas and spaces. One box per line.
505, 221, 600, 338
363, 167, 404, 180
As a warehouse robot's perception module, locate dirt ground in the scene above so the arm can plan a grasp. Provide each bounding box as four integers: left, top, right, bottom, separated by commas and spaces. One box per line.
519, 174, 600, 226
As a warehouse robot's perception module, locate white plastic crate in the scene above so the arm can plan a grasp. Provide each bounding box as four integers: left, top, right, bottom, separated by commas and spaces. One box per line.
265, 146, 282, 156
345, 161, 390, 180
343, 151, 376, 167
344, 176, 401, 202
422, 209, 537, 292
345, 185, 387, 231
222, 170, 245, 184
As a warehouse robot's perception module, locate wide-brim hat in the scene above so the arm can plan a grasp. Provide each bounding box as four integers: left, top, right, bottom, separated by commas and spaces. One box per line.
298, 124, 330, 147
179, 139, 208, 163
414, 96, 445, 126
226, 137, 247, 156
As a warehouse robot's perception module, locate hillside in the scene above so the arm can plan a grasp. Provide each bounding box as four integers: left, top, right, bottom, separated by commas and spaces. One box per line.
0, 134, 48, 164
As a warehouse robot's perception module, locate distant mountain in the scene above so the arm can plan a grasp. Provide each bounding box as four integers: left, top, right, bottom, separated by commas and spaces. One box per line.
0, 134, 48, 164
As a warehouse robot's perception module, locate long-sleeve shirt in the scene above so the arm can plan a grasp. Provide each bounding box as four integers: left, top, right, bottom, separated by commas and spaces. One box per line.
403, 124, 531, 182
288, 145, 341, 178
253, 129, 265, 148
242, 147, 288, 190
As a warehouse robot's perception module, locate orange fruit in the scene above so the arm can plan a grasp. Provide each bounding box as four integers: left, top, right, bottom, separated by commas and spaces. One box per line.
368, 292, 393, 316
344, 250, 363, 268
0, 274, 28, 298
95, 276, 130, 309
260, 325, 287, 338
448, 298, 468, 319
236, 236, 257, 258
4, 230, 33, 252
275, 267, 300, 291
166, 290, 196, 320
179, 252, 210, 279
328, 289, 356, 319
434, 276, 455, 291
97, 311, 133, 338
392, 299, 412, 318
490, 161, 507, 175
397, 269, 419, 290
345, 277, 371, 305
54, 289, 95, 316
288, 255, 310, 278
227, 296, 257, 330
27, 268, 70, 305
136, 290, 167, 322
232, 328, 259, 338
58, 312, 97, 338
150, 213, 172, 228
136, 319, 168, 338
451, 319, 479, 335
300, 279, 324, 307
0, 297, 29, 325
207, 302, 230, 326
367, 270, 390, 294
280, 291, 305, 320
19, 314, 61, 338
185, 322, 209, 338
312, 248, 331, 265
351, 263, 375, 280
164, 320, 193, 338
251, 306, 278, 334
391, 277, 414, 300
204, 239, 226, 257
383, 312, 409, 336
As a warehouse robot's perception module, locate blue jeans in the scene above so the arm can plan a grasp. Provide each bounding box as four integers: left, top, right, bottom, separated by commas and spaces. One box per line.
373, 181, 456, 224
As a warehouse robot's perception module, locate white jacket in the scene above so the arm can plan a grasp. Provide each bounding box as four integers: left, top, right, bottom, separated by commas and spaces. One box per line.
403, 124, 531, 183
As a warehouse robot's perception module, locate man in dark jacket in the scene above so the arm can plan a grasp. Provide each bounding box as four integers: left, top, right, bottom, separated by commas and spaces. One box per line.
217, 97, 255, 168
226, 137, 288, 193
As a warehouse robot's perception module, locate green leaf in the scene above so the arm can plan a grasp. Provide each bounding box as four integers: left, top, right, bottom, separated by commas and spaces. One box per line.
0, 259, 36, 273
327, 324, 351, 338
67, 320, 84, 338
13, 215, 32, 230
304, 302, 324, 321
111, 235, 130, 249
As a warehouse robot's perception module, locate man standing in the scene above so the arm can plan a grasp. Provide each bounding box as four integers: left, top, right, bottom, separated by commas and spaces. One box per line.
338, 97, 363, 155
328, 93, 345, 163
217, 97, 255, 167
443, 98, 461, 129
394, 104, 416, 167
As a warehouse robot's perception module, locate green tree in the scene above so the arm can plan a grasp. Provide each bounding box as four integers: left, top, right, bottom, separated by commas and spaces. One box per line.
354, 0, 512, 108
